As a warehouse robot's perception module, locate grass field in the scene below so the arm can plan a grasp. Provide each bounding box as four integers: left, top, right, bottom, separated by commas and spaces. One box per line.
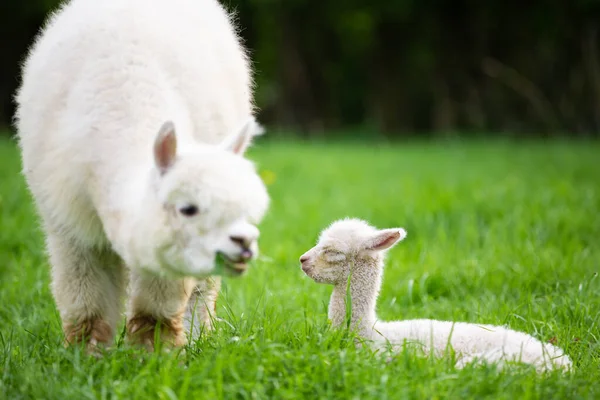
0, 135, 599, 399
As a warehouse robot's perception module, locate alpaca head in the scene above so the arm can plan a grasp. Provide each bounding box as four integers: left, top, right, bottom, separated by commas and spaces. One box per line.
299, 218, 407, 284
145, 117, 269, 278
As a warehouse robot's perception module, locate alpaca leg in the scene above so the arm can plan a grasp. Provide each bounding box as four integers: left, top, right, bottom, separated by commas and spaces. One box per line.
126, 272, 196, 350
183, 277, 222, 340
47, 233, 126, 352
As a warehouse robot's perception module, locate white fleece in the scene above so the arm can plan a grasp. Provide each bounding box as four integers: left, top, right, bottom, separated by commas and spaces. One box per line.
14, 0, 270, 349
300, 218, 572, 372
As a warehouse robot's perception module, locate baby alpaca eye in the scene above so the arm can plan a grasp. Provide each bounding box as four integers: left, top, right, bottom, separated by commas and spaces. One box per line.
179, 204, 199, 217
323, 251, 346, 263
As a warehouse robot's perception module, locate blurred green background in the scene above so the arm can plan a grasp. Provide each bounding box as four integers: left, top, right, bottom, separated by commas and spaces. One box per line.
1, 0, 600, 138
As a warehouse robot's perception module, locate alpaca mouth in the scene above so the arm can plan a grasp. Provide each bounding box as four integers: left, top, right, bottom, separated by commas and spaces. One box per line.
301, 264, 312, 275
216, 252, 248, 276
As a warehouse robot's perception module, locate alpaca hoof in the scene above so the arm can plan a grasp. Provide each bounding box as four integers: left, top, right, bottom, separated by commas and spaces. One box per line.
127, 314, 185, 351
63, 318, 113, 356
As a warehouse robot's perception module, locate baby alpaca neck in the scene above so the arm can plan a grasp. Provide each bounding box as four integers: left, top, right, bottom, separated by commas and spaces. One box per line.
328, 255, 383, 338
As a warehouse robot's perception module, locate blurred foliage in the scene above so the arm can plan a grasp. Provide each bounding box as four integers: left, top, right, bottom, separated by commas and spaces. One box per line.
1, 0, 600, 137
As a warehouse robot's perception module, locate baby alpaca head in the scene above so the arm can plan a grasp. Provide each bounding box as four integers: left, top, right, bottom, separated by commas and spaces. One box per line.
299, 218, 407, 285
145, 117, 269, 278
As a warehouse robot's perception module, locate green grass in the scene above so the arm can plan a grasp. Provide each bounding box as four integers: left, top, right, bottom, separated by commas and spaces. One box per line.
1, 135, 599, 399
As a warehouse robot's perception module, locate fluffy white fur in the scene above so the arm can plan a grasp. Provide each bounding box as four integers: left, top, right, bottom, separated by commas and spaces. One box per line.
14, 0, 270, 350
299, 218, 572, 371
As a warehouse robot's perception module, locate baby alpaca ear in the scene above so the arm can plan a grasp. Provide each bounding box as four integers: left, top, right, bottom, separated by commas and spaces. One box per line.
154, 121, 177, 174
221, 116, 264, 155
364, 228, 407, 251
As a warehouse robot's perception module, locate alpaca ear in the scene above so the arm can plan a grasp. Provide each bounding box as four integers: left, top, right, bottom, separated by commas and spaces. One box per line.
221, 116, 264, 155
364, 228, 407, 251
154, 121, 177, 174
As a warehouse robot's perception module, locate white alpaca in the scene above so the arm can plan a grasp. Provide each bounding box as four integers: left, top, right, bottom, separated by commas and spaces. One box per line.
299, 219, 572, 371
14, 0, 270, 350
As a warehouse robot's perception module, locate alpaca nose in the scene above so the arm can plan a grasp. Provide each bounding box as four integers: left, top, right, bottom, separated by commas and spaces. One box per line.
299, 254, 309, 264
230, 236, 253, 261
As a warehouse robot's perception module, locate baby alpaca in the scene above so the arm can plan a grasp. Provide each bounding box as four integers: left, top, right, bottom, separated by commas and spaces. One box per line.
299, 219, 572, 371
15, 0, 270, 351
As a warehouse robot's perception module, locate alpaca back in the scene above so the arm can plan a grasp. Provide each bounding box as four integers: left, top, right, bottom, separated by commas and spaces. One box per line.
16, 0, 252, 147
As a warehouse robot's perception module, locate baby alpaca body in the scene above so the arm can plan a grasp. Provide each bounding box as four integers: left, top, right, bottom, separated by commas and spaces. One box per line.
299, 218, 572, 372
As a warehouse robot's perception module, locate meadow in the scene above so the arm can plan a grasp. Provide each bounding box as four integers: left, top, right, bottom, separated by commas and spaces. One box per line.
0, 135, 599, 399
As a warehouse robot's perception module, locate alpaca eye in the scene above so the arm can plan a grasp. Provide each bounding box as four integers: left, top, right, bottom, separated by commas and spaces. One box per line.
323, 251, 345, 263
179, 204, 199, 217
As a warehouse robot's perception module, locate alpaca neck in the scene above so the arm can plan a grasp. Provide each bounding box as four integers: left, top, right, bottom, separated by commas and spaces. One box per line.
95, 166, 167, 267
328, 257, 383, 338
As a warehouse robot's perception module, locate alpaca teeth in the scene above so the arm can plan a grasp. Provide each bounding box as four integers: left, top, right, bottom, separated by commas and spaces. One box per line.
232, 263, 247, 271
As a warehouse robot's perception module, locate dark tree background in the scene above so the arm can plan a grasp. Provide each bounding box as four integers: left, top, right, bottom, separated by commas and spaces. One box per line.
1, 0, 600, 138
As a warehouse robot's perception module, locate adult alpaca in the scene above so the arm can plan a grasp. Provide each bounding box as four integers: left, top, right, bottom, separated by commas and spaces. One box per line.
14, 0, 269, 351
